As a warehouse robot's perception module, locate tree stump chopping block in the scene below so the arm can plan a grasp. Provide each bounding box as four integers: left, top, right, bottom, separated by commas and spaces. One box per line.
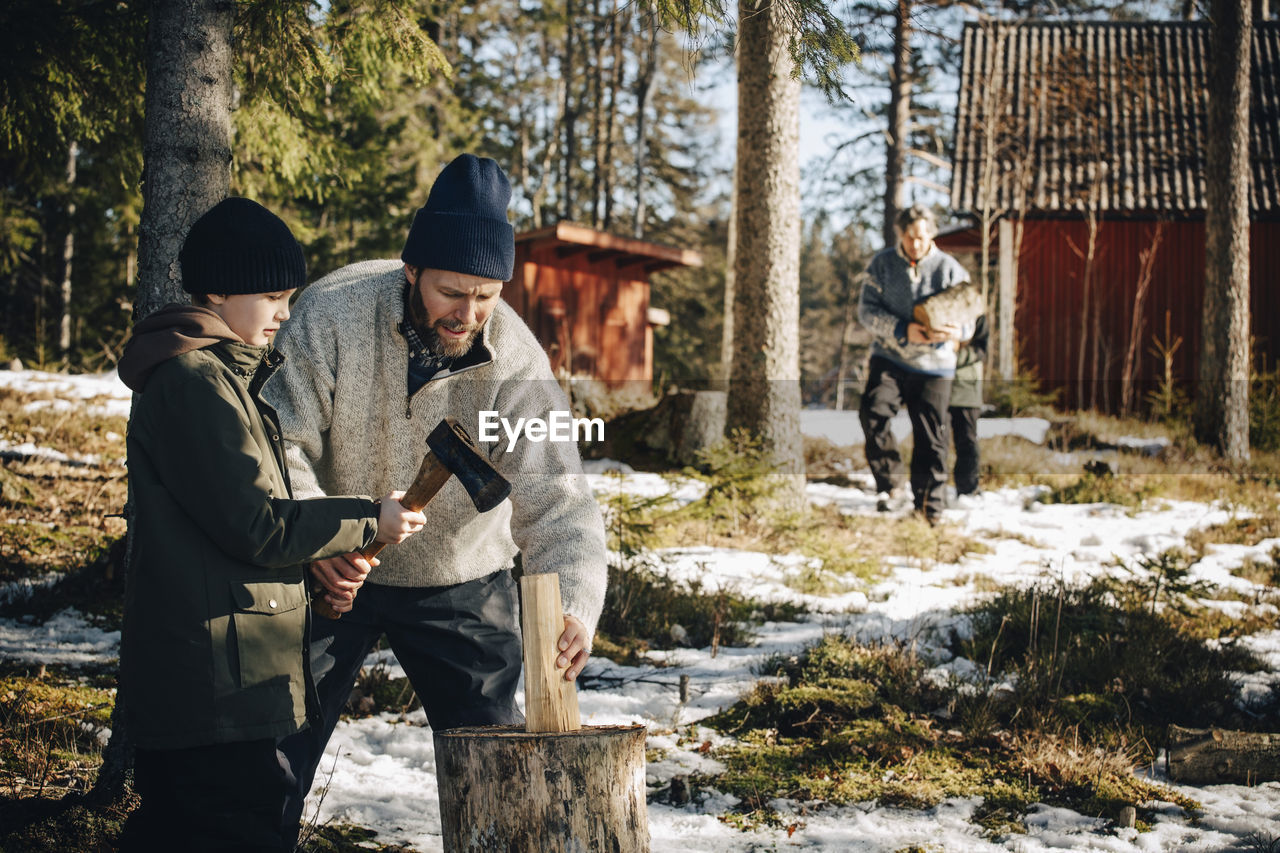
434, 724, 649, 852
433, 573, 650, 851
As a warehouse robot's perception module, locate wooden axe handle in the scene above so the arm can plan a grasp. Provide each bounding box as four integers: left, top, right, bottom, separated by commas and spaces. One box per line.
313, 450, 451, 620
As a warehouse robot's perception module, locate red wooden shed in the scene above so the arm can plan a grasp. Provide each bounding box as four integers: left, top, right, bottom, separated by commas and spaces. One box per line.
501, 222, 702, 386
947, 20, 1280, 412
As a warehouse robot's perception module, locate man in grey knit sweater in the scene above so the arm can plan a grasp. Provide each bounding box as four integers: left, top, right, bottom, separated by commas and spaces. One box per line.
263, 155, 607, 840
857, 205, 973, 523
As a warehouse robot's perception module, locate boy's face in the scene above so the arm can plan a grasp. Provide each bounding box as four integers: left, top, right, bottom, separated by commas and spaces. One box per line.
206, 290, 295, 346
405, 265, 503, 358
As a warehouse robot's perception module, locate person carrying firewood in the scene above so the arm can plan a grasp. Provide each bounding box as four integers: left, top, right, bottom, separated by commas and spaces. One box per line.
857, 204, 975, 524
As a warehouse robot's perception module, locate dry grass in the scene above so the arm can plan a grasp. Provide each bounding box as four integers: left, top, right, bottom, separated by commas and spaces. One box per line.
0, 388, 129, 463
0, 675, 112, 800
1231, 548, 1280, 588
1188, 517, 1280, 555
651, 503, 990, 580
981, 430, 1280, 512
0, 388, 129, 589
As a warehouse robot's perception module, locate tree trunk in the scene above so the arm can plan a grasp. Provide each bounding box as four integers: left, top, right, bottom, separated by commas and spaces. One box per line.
601, 1, 625, 230
632, 9, 658, 239
1196, 0, 1252, 461
93, 0, 234, 804
720, 158, 738, 386
561, 0, 578, 221
882, 0, 912, 248
727, 0, 804, 504
590, 0, 606, 229
435, 725, 649, 852
1167, 725, 1280, 785
60, 141, 78, 366
133, 0, 234, 320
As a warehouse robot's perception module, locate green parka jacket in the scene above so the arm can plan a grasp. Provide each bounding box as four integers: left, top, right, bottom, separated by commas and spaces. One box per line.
951, 315, 989, 410
119, 306, 380, 750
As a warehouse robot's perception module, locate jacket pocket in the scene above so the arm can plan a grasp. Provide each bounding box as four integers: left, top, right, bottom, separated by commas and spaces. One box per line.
228, 580, 307, 691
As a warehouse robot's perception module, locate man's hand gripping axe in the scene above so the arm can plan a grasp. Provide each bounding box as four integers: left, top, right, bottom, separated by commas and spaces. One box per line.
313, 417, 511, 619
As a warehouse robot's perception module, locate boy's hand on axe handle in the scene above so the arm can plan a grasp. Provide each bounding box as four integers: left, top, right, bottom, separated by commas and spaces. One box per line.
311, 491, 426, 614
375, 490, 428, 544
311, 552, 377, 614
557, 614, 590, 681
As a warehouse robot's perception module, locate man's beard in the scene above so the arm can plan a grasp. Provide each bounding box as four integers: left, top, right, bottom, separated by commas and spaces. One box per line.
425, 319, 479, 359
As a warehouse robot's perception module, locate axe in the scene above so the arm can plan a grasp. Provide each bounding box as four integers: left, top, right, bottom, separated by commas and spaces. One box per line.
312, 417, 511, 619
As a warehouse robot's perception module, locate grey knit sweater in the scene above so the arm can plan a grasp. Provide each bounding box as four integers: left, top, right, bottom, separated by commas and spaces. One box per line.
262, 259, 607, 638
858, 244, 972, 376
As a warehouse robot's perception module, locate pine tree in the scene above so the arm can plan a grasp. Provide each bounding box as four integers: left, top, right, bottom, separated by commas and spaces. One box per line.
1196, 0, 1252, 461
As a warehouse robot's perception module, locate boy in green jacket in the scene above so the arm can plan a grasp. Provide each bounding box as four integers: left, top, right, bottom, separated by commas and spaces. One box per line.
116, 197, 426, 852
950, 314, 989, 500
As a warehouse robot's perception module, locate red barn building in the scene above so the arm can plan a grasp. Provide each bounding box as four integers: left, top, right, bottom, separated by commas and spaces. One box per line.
501, 222, 702, 386
946, 20, 1280, 412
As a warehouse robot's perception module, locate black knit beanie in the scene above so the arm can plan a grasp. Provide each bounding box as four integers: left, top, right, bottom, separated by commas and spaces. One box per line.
401, 154, 515, 281
179, 197, 307, 295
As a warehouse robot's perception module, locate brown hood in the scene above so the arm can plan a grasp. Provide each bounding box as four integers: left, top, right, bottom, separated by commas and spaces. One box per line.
118, 305, 244, 392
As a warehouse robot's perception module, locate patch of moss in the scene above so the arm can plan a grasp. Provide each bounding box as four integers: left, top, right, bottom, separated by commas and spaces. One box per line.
0, 794, 135, 852
299, 821, 407, 852
703, 629, 1210, 836
0, 523, 111, 583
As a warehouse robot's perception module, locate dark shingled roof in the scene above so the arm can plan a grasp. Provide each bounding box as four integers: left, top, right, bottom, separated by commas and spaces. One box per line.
950, 20, 1280, 217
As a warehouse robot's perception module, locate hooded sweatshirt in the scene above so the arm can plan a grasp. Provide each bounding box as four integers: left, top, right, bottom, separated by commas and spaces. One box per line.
118, 304, 242, 392
119, 304, 381, 749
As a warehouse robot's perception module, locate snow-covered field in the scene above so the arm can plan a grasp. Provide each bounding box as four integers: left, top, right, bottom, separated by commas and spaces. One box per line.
2, 367, 1279, 851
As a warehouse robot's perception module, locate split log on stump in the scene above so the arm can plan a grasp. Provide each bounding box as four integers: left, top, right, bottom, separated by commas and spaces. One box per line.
519, 573, 580, 732
1167, 725, 1280, 785
434, 724, 649, 852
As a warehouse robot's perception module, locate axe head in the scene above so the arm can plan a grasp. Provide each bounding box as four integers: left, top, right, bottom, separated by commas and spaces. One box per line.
427, 418, 512, 513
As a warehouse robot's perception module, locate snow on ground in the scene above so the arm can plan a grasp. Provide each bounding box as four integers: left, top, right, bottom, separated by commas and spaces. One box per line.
0, 368, 132, 419
0, 608, 120, 666
3, 368, 1280, 850
800, 408, 1052, 447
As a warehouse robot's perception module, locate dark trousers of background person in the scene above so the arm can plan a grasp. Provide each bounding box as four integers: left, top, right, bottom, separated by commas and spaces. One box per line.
278, 569, 524, 848
119, 739, 295, 853
950, 405, 981, 496
859, 355, 953, 519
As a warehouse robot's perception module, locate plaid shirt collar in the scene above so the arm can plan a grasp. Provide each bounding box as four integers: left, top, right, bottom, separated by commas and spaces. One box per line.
399, 278, 456, 376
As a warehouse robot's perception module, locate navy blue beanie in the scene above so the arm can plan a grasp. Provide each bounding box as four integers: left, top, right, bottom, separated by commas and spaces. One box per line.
179, 197, 306, 295
401, 154, 515, 281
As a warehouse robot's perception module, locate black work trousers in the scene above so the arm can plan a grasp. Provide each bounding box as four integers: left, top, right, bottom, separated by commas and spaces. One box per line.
278, 570, 524, 846
859, 355, 953, 518
950, 405, 981, 496
120, 738, 295, 853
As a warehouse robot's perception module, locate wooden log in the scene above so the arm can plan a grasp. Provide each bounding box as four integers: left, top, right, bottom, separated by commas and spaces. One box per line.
434, 724, 650, 853
1167, 725, 1280, 785
913, 279, 985, 334
519, 573, 581, 732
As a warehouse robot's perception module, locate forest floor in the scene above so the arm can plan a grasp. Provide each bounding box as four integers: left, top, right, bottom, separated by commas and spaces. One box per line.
1, 368, 1279, 852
